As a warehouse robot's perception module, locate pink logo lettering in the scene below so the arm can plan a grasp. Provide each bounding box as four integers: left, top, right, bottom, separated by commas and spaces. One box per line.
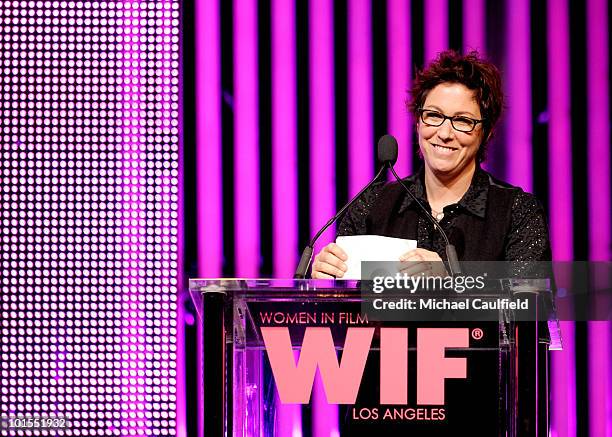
262, 327, 469, 405
417, 328, 469, 404
261, 327, 374, 404
380, 328, 408, 404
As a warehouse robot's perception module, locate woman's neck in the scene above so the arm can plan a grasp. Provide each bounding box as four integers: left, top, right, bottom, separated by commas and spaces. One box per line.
424, 162, 476, 207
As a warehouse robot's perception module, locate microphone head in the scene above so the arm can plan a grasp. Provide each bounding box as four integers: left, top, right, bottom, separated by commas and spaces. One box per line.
377, 134, 398, 166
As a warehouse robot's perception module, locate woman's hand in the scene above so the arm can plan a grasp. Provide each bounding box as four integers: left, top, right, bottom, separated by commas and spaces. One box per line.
311, 243, 348, 278
399, 248, 447, 277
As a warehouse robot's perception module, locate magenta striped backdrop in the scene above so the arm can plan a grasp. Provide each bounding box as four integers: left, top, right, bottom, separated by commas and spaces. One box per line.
191, 0, 612, 436
0, 1, 182, 436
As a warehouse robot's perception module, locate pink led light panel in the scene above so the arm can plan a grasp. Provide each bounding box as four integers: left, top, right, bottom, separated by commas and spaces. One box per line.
0, 2, 180, 436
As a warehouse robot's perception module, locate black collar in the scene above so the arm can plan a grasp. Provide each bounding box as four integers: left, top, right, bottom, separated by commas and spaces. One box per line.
398, 166, 489, 218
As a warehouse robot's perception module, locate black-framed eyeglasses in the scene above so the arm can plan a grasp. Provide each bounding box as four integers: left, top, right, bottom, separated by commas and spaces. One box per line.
417, 108, 484, 133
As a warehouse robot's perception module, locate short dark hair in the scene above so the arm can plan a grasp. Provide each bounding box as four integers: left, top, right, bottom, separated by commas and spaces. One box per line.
408, 50, 504, 162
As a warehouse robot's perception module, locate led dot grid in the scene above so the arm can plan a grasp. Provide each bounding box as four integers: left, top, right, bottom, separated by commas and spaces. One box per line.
0, 2, 180, 436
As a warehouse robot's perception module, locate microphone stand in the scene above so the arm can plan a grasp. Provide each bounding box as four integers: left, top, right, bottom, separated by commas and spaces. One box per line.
387, 165, 463, 276
293, 164, 388, 279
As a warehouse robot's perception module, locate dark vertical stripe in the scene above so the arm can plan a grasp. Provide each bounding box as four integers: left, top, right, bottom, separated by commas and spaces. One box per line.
575, 321, 590, 436
372, 0, 388, 173
180, 3, 198, 435
259, 0, 273, 276
569, 2, 589, 435
301, 404, 312, 437
182, 0, 198, 279
530, 0, 549, 205
569, 0, 588, 261
411, 0, 424, 69
485, 0, 505, 76
296, 0, 311, 250
449, 0, 463, 52
411, 0, 424, 173
335, 0, 349, 208
484, 0, 506, 177
221, 0, 236, 275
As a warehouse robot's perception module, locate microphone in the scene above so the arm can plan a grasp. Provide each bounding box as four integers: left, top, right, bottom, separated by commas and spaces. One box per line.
378, 134, 398, 165
379, 134, 463, 276
293, 138, 398, 279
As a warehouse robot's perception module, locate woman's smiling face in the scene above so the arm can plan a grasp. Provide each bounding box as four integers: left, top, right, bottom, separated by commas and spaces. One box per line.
417, 82, 485, 179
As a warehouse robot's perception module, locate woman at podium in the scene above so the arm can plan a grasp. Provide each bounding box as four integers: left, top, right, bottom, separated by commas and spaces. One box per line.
311, 50, 551, 278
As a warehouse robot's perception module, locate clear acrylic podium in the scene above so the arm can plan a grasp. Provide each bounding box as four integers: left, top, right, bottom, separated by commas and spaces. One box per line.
189, 278, 560, 437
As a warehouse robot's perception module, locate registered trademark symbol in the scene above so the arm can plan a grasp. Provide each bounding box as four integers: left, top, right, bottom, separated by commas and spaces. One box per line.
471, 328, 484, 340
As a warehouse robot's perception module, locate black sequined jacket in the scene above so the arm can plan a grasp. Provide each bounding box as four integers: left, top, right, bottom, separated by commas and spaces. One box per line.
337, 166, 552, 264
